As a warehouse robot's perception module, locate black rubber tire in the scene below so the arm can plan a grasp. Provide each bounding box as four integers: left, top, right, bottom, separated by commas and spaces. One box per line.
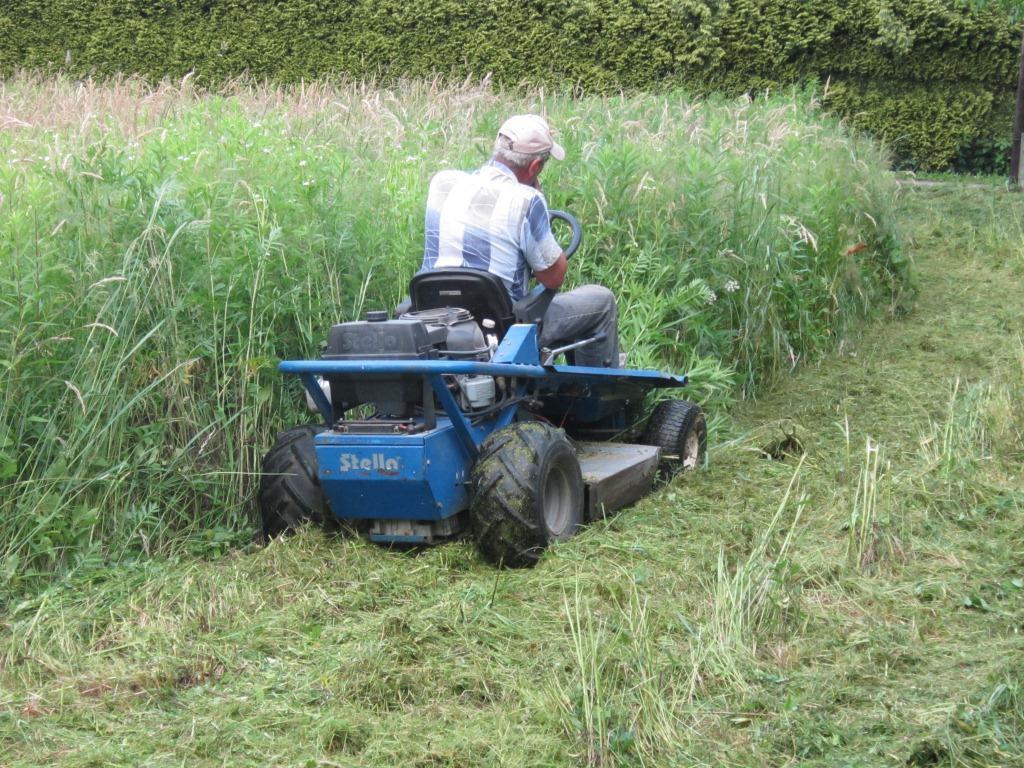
470, 421, 584, 568
642, 399, 707, 475
258, 425, 330, 537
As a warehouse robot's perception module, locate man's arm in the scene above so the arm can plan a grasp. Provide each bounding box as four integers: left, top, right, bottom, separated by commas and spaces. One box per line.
522, 195, 565, 290
534, 253, 568, 290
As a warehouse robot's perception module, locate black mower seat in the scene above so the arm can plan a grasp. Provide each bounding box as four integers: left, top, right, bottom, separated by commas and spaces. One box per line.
410, 268, 516, 337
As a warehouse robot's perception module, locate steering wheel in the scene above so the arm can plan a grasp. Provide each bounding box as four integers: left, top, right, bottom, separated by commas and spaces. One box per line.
549, 210, 582, 259
511, 209, 582, 325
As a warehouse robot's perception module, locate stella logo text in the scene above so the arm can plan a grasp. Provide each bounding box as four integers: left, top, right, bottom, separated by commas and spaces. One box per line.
338, 453, 400, 472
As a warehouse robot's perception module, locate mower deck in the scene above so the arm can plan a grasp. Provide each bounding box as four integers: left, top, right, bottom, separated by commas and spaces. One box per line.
577, 442, 660, 521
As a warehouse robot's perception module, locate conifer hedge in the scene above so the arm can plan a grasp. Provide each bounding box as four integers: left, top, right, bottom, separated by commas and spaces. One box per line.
1, 0, 1019, 171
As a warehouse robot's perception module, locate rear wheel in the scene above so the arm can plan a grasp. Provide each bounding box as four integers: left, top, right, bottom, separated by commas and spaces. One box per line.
642, 399, 707, 476
470, 421, 584, 567
258, 425, 329, 537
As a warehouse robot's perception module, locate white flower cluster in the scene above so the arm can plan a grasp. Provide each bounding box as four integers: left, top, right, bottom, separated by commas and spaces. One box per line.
724, 278, 740, 293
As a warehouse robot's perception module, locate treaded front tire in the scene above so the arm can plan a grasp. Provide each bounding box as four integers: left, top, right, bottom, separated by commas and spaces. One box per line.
642, 399, 707, 475
258, 425, 329, 537
470, 421, 584, 567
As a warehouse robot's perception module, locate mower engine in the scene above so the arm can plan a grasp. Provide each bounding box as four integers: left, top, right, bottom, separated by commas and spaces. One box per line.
322, 307, 497, 420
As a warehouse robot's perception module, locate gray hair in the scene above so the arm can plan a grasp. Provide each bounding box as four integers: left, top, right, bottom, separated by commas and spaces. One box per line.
493, 134, 550, 172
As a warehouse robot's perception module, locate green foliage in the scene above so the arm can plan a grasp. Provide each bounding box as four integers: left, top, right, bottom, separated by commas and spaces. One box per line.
0, 77, 907, 590
1, 0, 1020, 171
825, 81, 1000, 171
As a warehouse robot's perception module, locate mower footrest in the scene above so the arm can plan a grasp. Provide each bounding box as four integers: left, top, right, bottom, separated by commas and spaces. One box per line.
577, 442, 659, 521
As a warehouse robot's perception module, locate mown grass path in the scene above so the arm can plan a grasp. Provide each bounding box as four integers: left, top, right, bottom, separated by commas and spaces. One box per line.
2, 183, 1022, 766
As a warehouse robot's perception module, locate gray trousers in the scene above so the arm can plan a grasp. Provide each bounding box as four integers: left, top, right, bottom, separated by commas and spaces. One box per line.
539, 285, 619, 367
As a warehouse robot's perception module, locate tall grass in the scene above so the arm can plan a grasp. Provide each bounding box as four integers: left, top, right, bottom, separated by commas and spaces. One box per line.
846, 438, 903, 570
0, 75, 908, 591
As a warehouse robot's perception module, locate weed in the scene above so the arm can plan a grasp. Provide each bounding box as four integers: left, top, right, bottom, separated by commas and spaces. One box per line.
916, 377, 1016, 517
700, 457, 805, 688
847, 438, 903, 571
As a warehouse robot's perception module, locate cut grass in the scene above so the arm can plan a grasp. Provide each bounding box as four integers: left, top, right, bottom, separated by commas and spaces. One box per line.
1, 183, 1021, 766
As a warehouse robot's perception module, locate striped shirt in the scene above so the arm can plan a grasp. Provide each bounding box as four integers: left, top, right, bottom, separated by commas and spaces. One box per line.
421, 160, 562, 301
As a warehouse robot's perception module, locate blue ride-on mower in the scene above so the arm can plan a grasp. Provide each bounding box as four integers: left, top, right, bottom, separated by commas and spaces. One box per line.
257, 212, 706, 566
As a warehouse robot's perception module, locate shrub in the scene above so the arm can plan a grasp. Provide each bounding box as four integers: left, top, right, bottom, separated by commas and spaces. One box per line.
0, 1, 1020, 171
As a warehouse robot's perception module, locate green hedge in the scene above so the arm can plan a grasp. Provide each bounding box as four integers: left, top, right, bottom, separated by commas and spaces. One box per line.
1, 1, 1020, 171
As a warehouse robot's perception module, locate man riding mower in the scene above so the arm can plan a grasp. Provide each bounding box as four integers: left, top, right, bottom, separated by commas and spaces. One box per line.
258, 115, 706, 566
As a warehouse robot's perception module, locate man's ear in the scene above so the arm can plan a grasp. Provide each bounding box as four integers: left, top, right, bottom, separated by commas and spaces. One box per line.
528, 156, 546, 180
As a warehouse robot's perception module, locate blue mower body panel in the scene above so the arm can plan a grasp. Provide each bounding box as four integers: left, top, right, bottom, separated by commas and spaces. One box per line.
278, 324, 690, 543
315, 420, 471, 522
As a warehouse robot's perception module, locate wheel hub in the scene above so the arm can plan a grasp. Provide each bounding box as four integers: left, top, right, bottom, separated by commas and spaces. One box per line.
543, 464, 574, 537
683, 431, 700, 469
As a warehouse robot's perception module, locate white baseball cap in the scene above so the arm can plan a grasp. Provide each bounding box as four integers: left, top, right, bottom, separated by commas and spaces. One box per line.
496, 114, 566, 161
